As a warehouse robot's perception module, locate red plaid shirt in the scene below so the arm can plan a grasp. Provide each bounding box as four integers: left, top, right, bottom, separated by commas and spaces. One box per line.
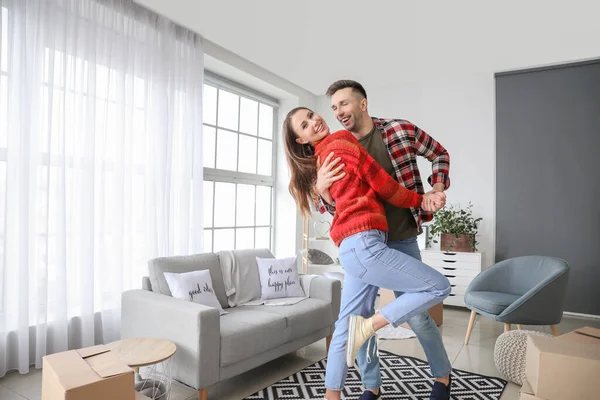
316, 117, 450, 230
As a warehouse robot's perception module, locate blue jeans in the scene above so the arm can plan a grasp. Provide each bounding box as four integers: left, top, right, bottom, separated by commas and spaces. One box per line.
357, 236, 453, 390
324, 230, 451, 391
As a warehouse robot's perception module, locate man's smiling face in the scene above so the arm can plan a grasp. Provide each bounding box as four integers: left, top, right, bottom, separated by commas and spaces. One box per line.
330, 87, 366, 132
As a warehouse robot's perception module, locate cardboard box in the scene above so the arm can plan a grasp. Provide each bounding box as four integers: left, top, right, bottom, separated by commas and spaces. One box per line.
379, 288, 443, 326
558, 326, 600, 345
525, 327, 600, 400
42, 344, 135, 400
379, 288, 395, 310
427, 302, 443, 326
520, 378, 546, 400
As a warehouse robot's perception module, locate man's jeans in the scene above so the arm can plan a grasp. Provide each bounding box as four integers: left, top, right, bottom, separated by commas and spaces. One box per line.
357, 236, 453, 389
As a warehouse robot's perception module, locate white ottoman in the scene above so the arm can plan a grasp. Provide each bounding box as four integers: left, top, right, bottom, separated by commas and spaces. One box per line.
493, 329, 553, 385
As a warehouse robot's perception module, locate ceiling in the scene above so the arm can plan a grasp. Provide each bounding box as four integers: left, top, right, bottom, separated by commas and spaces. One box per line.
137, 0, 600, 95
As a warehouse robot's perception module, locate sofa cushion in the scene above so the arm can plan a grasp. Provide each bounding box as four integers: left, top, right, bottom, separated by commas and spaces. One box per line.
148, 253, 228, 309
258, 299, 333, 342
219, 307, 288, 367
256, 256, 305, 300
466, 291, 521, 315
163, 269, 227, 315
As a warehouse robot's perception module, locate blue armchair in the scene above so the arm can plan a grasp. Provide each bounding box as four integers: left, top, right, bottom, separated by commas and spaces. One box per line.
463, 255, 569, 344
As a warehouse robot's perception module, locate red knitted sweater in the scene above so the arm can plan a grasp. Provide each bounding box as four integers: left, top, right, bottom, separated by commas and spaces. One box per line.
314, 130, 423, 246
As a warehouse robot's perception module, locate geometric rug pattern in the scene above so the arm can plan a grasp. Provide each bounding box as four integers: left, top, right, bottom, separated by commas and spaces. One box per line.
245, 351, 507, 399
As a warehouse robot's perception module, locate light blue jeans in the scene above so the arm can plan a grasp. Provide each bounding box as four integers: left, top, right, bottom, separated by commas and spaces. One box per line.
324, 230, 451, 391
357, 236, 453, 390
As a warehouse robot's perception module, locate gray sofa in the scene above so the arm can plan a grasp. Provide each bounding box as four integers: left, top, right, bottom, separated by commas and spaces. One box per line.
120, 248, 341, 399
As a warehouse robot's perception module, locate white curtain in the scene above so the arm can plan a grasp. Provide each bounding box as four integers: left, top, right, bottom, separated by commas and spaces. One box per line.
0, 0, 204, 376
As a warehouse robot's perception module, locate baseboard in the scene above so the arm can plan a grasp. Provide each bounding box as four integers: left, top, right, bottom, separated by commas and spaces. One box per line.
564, 311, 600, 320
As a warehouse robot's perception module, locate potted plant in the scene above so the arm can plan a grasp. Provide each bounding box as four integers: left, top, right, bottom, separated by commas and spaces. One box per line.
426, 203, 482, 252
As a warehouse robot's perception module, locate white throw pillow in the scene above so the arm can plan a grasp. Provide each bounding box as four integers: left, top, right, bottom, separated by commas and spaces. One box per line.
163, 270, 227, 315
256, 256, 305, 300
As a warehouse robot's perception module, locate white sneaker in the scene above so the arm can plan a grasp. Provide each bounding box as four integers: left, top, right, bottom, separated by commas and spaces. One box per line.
346, 314, 375, 367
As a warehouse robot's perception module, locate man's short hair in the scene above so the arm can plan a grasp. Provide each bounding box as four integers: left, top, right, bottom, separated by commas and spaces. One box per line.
326, 80, 367, 99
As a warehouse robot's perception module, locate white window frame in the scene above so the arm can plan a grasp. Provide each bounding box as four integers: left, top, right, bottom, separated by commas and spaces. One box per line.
202, 71, 278, 251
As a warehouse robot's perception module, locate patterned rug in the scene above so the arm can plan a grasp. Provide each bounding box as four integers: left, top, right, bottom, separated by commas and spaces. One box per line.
245, 351, 507, 399
376, 325, 417, 340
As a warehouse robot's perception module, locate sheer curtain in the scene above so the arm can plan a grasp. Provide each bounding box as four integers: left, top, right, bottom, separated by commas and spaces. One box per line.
0, 0, 204, 376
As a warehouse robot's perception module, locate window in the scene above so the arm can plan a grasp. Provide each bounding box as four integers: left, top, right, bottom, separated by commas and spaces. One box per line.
0, 1, 204, 325
202, 74, 277, 252
0, 0, 208, 371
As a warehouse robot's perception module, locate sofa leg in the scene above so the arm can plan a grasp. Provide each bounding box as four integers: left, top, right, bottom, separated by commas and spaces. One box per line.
198, 388, 208, 400
551, 325, 559, 336
326, 334, 332, 353
504, 323, 511, 332
517, 324, 523, 330
464, 311, 477, 345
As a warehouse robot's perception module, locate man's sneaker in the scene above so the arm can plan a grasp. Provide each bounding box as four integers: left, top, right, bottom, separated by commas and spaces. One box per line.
429, 374, 452, 400
346, 314, 375, 368
358, 389, 381, 399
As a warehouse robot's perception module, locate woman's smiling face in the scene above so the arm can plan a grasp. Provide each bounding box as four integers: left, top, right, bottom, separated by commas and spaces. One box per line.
291, 109, 331, 144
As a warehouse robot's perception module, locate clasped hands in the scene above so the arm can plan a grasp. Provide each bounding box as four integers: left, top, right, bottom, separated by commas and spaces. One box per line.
317, 151, 446, 213
421, 190, 445, 212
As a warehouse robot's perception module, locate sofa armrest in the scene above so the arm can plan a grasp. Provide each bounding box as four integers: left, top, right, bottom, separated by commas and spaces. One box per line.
308, 276, 341, 324
121, 290, 220, 389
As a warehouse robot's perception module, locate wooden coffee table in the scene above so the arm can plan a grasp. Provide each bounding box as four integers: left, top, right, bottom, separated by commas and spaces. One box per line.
108, 337, 176, 369
108, 338, 176, 399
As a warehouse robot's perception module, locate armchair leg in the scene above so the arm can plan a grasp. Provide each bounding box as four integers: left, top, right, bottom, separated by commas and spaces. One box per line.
198, 388, 208, 400
504, 324, 511, 332
464, 311, 477, 345
551, 325, 559, 336
326, 334, 332, 353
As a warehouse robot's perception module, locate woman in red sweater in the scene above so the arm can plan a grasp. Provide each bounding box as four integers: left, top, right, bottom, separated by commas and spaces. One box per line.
283, 107, 452, 400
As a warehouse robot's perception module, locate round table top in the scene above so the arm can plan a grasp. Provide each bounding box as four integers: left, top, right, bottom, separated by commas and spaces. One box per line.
107, 338, 176, 368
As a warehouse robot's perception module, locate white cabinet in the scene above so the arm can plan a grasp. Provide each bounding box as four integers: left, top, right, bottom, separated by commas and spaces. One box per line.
421, 250, 482, 308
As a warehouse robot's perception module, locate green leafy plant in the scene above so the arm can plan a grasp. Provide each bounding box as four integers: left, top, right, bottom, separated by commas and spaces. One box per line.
426, 203, 483, 251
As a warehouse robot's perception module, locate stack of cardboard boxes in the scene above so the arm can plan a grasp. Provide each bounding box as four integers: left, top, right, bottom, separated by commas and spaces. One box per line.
41, 344, 151, 400
520, 326, 600, 400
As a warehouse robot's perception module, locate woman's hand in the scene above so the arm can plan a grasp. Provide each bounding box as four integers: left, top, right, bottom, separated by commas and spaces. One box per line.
316, 152, 346, 203
422, 191, 446, 212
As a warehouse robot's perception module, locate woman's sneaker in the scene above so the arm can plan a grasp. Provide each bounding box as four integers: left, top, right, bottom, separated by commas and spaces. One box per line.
346, 314, 375, 368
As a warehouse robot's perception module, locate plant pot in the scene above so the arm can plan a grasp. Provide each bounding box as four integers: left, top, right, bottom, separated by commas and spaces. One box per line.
440, 233, 475, 252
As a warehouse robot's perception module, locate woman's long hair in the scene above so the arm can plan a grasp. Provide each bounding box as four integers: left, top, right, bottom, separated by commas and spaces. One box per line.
282, 107, 317, 217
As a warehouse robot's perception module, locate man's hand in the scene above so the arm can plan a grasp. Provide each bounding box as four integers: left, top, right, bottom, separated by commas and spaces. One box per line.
316, 151, 346, 204
422, 191, 446, 212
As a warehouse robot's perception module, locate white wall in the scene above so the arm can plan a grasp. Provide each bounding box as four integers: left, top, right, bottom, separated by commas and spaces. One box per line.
318, 56, 600, 269
316, 74, 496, 268
202, 42, 317, 260
133, 0, 318, 259
134, 0, 600, 266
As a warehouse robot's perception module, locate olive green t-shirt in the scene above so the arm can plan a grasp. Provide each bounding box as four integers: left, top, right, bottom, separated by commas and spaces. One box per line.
358, 125, 419, 241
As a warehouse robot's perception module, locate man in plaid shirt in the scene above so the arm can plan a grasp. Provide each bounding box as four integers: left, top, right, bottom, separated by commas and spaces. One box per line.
316, 80, 452, 400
